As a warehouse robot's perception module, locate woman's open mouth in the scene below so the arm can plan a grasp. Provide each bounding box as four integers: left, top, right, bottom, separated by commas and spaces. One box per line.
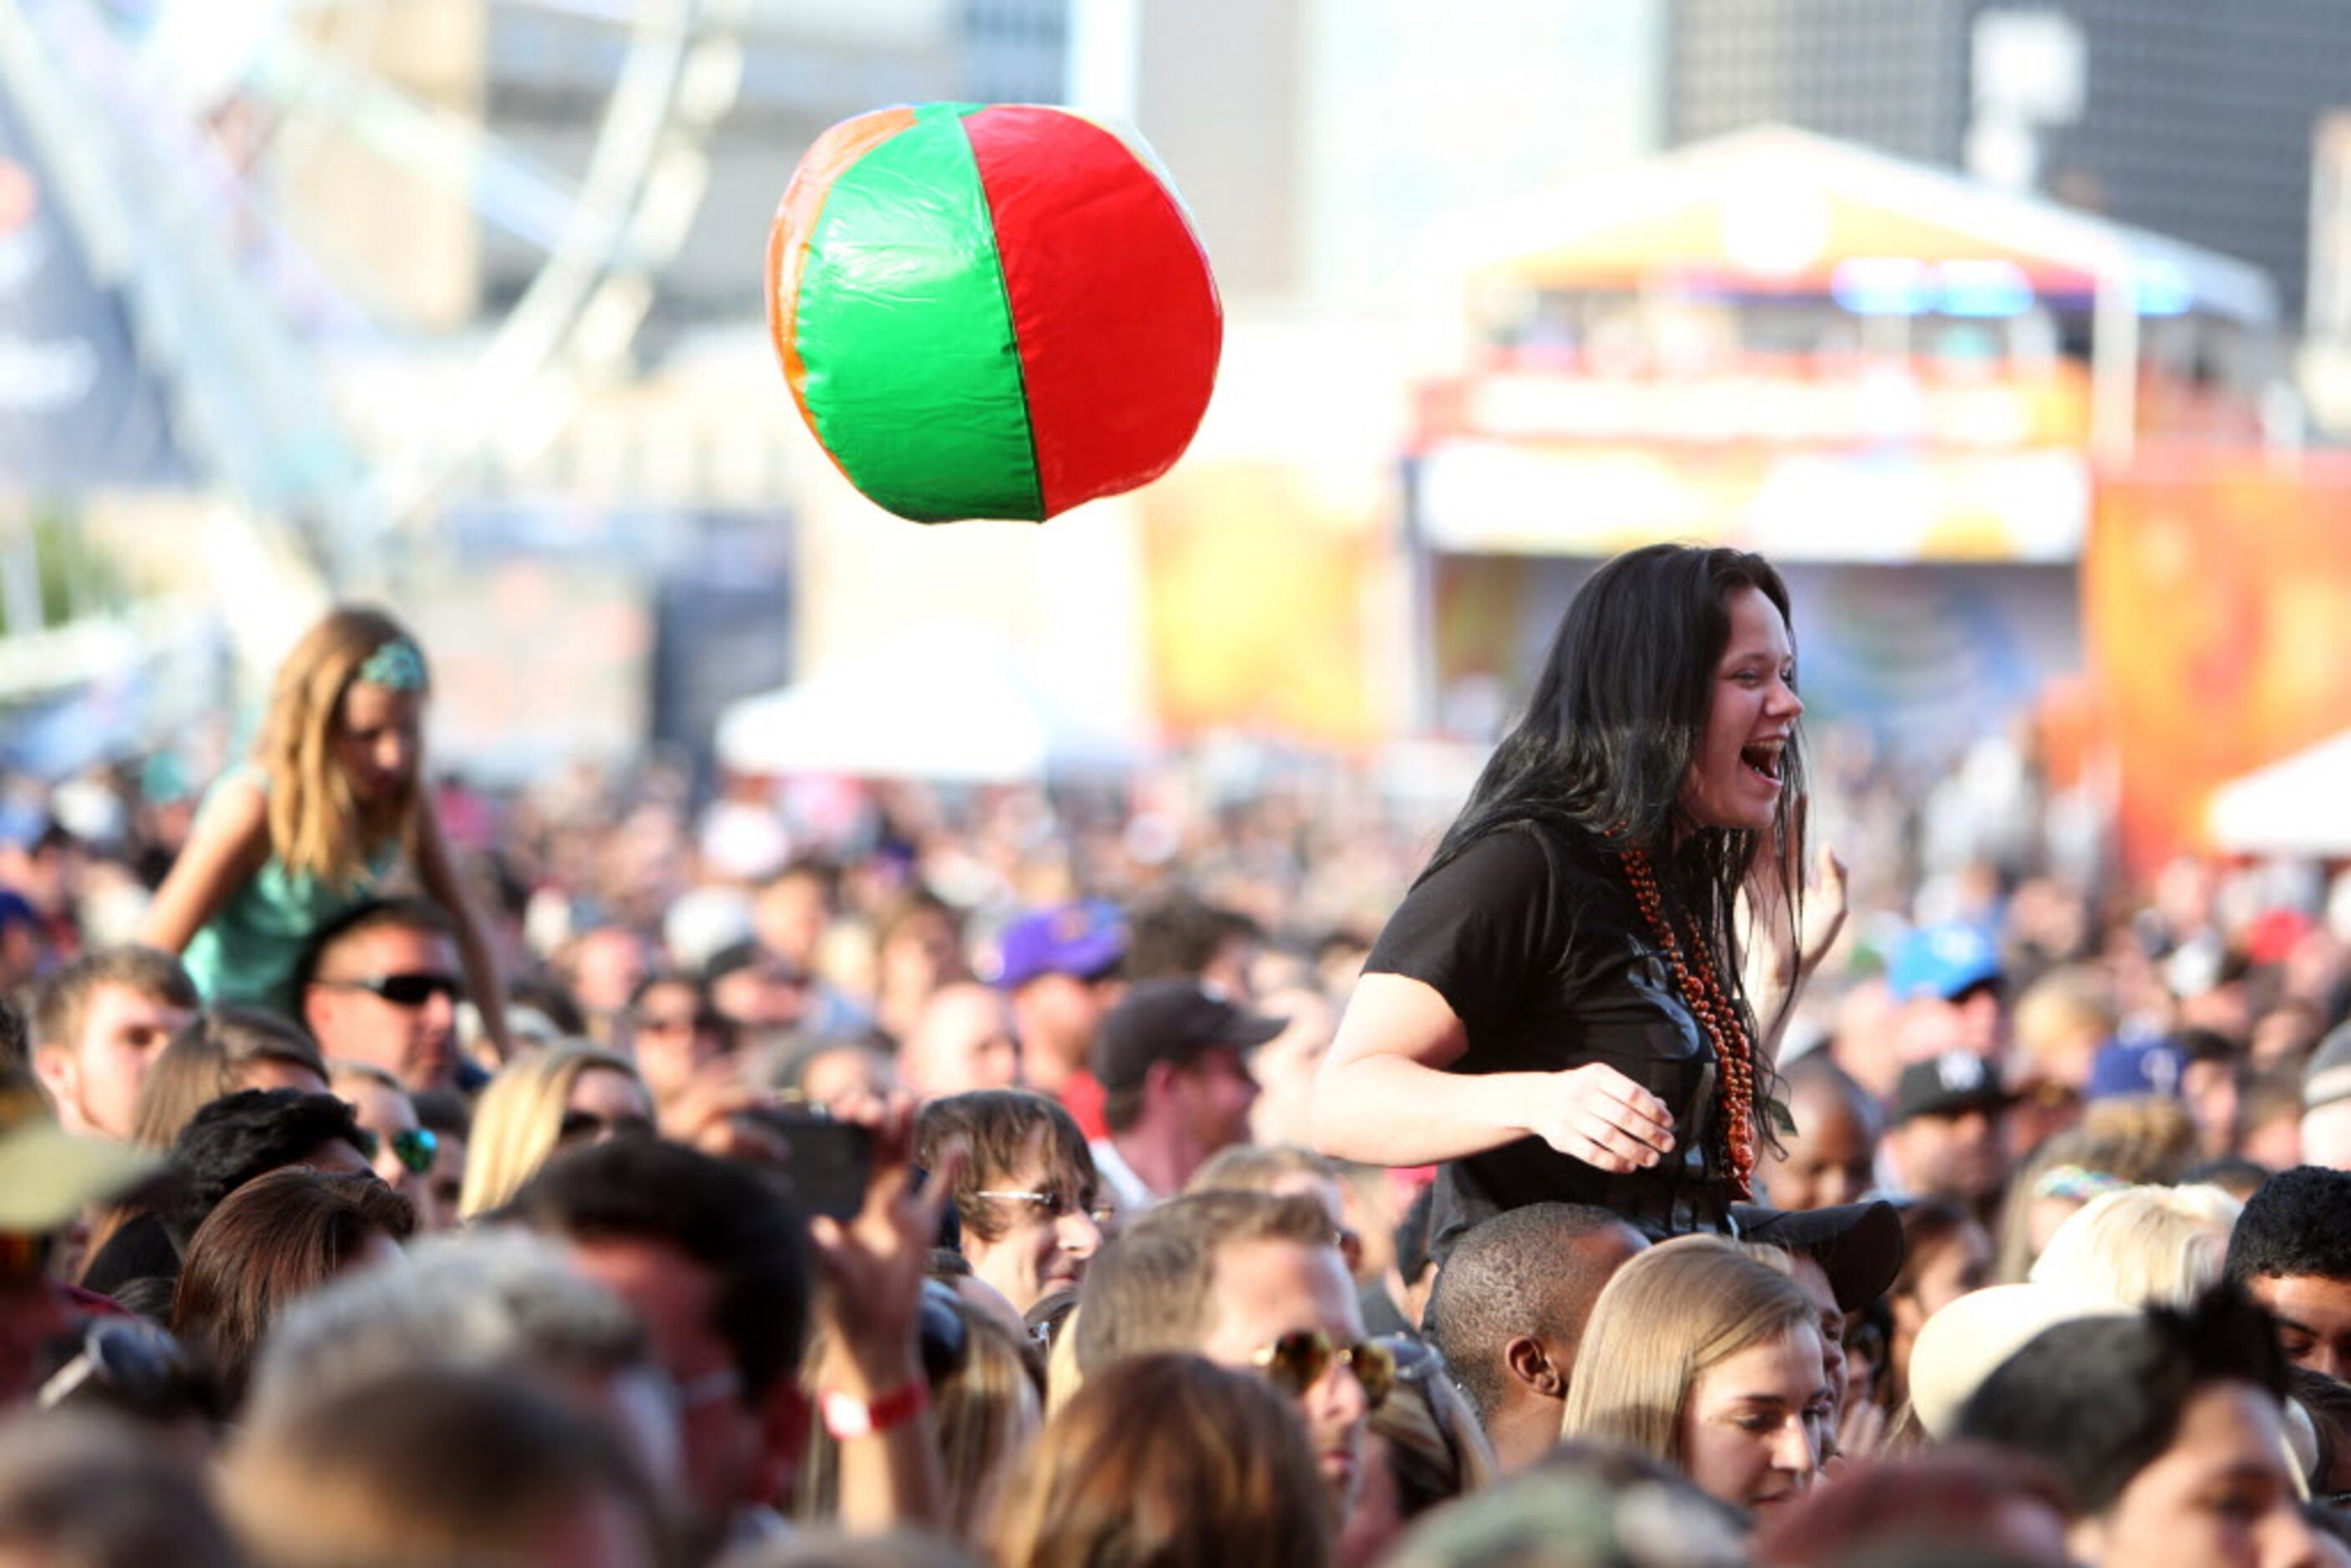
1740, 741, 1785, 784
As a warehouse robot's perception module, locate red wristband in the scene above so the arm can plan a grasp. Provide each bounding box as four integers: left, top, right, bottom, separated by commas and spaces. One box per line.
820, 1380, 928, 1439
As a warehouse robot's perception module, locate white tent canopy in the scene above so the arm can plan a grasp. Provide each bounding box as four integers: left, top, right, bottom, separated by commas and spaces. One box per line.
715, 625, 1131, 783
2207, 729, 2351, 857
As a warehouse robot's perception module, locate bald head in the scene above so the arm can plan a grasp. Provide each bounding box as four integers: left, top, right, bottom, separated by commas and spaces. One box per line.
903, 982, 1022, 1099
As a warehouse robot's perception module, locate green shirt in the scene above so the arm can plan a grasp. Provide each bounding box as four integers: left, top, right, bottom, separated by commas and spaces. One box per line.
179, 767, 397, 1017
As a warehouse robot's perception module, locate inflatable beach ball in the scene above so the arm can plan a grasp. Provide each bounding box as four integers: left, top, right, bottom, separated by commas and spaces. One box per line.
766, 103, 1222, 524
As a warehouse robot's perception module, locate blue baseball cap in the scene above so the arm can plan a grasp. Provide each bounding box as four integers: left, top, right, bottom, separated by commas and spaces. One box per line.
993, 901, 1126, 990
1889, 923, 2005, 1003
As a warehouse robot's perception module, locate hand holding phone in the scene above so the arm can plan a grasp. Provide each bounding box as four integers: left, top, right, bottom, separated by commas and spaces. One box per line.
734, 1105, 873, 1222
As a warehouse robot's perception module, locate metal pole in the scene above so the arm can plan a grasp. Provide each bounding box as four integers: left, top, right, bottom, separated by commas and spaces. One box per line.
2090, 266, 2139, 463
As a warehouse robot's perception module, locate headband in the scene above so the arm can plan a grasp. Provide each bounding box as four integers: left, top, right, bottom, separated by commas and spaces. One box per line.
2034, 1163, 2128, 1203
356, 637, 428, 692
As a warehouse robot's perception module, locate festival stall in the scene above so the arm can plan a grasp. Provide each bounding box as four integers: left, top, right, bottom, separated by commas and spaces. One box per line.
1405, 126, 2296, 871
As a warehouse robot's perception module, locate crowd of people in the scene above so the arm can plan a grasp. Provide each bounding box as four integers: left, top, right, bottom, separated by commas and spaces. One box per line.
3, 567, 2351, 1567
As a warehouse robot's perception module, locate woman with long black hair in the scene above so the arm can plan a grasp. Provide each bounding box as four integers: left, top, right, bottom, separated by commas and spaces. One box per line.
1313, 544, 1845, 1249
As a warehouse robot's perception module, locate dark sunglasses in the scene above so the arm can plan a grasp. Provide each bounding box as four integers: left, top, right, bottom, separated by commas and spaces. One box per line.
632, 1009, 731, 1036
558, 1109, 657, 1146
316, 971, 464, 1008
38, 1318, 189, 1412
1252, 1328, 1394, 1409
355, 1126, 440, 1176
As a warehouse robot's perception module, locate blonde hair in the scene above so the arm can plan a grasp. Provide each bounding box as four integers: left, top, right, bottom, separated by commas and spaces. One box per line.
1185, 1142, 1340, 1197
259, 605, 427, 888
2013, 965, 2116, 1071
1990, 1105, 2202, 1284
1045, 1302, 1086, 1420
2026, 1182, 2243, 1308
1560, 1237, 1813, 1469
458, 1044, 645, 1220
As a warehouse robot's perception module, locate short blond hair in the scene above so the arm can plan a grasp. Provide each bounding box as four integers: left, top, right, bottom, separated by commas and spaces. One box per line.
2027, 1182, 2242, 1308
1184, 1141, 1339, 1197
1073, 1190, 1336, 1375
1559, 1237, 1812, 1467
458, 1044, 643, 1220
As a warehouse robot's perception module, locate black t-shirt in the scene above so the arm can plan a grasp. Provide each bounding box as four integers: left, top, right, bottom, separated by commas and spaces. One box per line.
1365, 820, 1735, 1253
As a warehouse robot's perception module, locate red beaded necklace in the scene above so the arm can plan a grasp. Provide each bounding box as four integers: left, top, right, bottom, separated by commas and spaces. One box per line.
1620, 848, 1758, 1199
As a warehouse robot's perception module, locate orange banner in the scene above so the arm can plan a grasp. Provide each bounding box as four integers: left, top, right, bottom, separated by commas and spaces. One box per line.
1137, 463, 1388, 746
2085, 453, 2351, 874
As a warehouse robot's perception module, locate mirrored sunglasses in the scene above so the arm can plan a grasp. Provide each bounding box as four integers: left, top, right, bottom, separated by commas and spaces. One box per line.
354, 1126, 440, 1176
1251, 1328, 1394, 1408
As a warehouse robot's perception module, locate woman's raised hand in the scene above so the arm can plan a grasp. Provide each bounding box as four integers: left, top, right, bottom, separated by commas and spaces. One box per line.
1745, 837, 1850, 995
1527, 1063, 1677, 1173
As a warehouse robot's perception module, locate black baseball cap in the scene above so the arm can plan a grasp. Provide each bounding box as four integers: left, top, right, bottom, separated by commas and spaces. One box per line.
1733, 1198, 1905, 1313
1891, 1051, 2015, 1125
1094, 978, 1285, 1095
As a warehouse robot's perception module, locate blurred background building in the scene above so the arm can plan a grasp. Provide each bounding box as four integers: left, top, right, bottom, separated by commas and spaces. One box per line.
1671, 0, 2351, 328
6, 0, 2351, 876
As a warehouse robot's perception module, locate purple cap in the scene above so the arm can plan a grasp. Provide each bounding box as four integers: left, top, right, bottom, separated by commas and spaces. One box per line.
993, 901, 1126, 990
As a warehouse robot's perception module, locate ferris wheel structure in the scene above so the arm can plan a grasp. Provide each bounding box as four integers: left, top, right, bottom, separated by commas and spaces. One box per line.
0, 0, 750, 592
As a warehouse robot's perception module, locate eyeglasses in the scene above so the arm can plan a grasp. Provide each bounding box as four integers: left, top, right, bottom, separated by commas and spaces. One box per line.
315, 971, 464, 1008
558, 1109, 657, 1146
974, 1189, 1117, 1231
354, 1126, 440, 1176
1251, 1329, 1395, 1409
38, 1318, 189, 1412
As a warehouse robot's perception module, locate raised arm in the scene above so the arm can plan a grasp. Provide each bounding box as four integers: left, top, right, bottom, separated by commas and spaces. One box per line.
1740, 839, 1849, 1069
1311, 973, 1676, 1175
140, 773, 272, 954
809, 1091, 953, 1535
412, 792, 515, 1065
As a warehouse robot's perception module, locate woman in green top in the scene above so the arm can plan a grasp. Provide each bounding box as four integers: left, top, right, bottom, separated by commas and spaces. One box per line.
142, 606, 513, 1061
